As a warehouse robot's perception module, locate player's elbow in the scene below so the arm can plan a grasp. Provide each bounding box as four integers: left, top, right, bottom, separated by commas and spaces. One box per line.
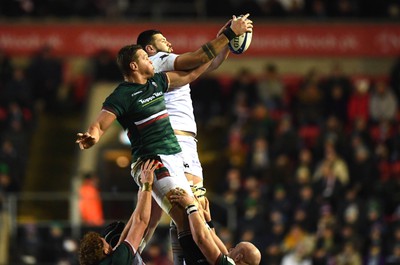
193, 231, 209, 247
133, 215, 150, 229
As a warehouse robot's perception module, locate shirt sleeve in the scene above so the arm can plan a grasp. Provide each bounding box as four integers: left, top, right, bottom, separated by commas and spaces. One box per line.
111, 241, 135, 264
151, 52, 178, 72
102, 90, 128, 118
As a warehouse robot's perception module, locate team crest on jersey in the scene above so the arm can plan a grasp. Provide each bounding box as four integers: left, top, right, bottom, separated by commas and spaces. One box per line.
151, 81, 158, 87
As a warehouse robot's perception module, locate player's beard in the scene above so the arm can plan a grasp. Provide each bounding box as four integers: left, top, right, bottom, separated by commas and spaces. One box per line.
156, 45, 173, 54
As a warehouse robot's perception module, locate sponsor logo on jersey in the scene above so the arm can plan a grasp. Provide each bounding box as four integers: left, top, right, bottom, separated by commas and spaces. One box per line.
132, 90, 143, 96
138, 91, 163, 105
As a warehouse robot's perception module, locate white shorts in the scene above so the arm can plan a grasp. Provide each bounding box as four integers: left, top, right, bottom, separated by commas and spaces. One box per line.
176, 135, 203, 179
131, 153, 193, 213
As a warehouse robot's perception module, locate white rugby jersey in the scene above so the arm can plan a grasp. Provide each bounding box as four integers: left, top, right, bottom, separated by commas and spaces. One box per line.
150, 52, 197, 135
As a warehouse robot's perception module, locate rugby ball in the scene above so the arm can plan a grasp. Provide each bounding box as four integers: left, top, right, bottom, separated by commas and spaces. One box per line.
228, 30, 253, 54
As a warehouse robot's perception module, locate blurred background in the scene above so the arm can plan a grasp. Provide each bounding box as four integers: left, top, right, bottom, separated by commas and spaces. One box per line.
0, 0, 400, 264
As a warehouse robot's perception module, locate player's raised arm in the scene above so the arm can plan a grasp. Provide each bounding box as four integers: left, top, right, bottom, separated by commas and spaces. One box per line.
121, 160, 158, 250
75, 109, 116, 150
170, 188, 223, 264
174, 14, 253, 70
165, 60, 213, 89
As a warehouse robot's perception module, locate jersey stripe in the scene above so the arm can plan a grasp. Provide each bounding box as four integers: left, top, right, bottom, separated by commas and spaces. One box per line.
135, 110, 168, 125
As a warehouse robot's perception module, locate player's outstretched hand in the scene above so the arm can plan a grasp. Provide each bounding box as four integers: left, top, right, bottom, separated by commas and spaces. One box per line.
169, 188, 196, 208
140, 159, 158, 185
230, 13, 253, 36
76, 132, 96, 150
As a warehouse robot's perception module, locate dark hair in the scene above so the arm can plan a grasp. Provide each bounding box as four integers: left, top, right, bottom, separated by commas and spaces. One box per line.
137, 29, 162, 49
79, 232, 104, 265
116, 44, 142, 77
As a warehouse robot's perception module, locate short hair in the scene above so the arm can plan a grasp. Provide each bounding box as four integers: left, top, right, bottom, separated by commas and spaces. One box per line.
137, 30, 162, 49
79, 231, 105, 265
240, 242, 261, 265
116, 44, 142, 77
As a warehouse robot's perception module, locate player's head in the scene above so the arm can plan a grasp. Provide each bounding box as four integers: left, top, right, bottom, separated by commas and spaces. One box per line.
79, 231, 112, 265
228, 241, 261, 265
137, 29, 173, 55
117, 44, 154, 78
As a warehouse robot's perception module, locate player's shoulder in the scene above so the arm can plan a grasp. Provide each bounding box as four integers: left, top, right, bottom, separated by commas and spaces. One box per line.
151, 52, 178, 63
151, 51, 172, 60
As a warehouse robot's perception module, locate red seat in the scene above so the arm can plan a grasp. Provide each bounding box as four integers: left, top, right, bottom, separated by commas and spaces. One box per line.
298, 125, 320, 148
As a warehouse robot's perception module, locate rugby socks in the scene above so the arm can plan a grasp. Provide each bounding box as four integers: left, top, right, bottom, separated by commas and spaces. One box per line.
170, 221, 185, 265
178, 230, 208, 265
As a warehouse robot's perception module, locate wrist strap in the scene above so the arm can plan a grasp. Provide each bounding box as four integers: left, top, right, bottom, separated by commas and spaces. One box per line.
185, 204, 198, 215
206, 220, 215, 229
142, 182, 152, 192
222, 27, 237, 41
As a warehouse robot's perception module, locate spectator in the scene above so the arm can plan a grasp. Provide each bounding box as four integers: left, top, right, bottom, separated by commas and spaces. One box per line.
3, 67, 33, 109
269, 154, 294, 187
369, 80, 398, 123
270, 115, 300, 160
263, 241, 283, 265
389, 56, 400, 103
347, 78, 370, 125
0, 49, 13, 98
256, 63, 285, 110
313, 161, 346, 207
227, 67, 257, 123
246, 135, 271, 179
26, 45, 62, 112
294, 185, 318, 232
313, 225, 338, 264
79, 172, 104, 227
0, 139, 24, 191
314, 142, 349, 187
370, 243, 385, 265
335, 241, 362, 265
386, 243, 400, 264
295, 68, 324, 125
337, 187, 364, 229
349, 117, 374, 150
89, 49, 121, 82
315, 115, 347, 158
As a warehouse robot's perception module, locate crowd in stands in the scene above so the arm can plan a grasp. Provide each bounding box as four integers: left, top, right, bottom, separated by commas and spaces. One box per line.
1, 0, 399, 20
190, 59, 400, 264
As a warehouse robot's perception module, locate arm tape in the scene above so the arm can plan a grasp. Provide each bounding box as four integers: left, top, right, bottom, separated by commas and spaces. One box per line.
201, 43, 216, 60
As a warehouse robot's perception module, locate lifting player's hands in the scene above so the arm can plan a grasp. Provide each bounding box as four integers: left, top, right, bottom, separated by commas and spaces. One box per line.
201, 197, 212, 223
75, 132, 97, 150
169, 188, 197, 209
228, 13, 253, 36
139, 159, 158, 185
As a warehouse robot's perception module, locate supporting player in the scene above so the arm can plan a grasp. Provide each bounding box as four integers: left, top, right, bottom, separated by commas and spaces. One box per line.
78, 160, 157, 265
170, 187, 262, 265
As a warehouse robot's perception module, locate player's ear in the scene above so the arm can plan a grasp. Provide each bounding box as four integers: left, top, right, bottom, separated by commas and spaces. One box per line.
130, 61, 138, 71
145, 44, 156, 54
234, 253, 243, 262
